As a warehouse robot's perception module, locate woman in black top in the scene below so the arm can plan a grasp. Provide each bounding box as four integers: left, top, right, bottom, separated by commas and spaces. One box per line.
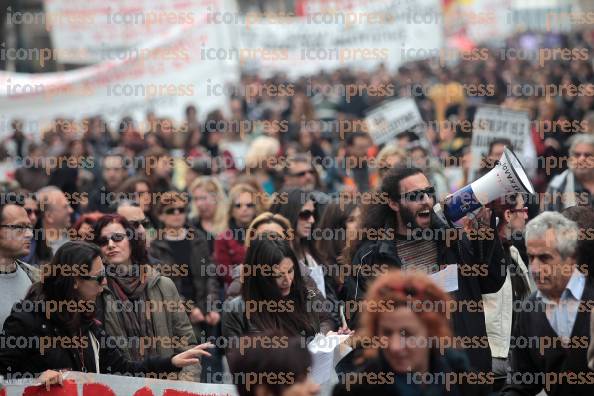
222, 235, 333, 348
0, 241, 211, 390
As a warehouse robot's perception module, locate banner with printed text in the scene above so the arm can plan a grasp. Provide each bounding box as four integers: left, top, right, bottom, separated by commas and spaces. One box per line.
0, 371, 237, 396
469, 106, 537, 180
0, 20, 239, 139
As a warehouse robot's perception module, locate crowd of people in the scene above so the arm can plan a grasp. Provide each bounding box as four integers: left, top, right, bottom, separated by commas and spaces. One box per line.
0, 28, 594, 395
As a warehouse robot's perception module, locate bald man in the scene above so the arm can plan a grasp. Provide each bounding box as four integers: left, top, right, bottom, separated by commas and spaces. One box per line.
38, 187, 73, 255
117, 201, 150, 249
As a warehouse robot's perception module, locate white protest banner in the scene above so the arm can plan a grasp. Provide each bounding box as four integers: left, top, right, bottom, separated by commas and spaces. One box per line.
239, 0, 442, 78
365, 98, 423, 145
0, 371, 237, 396
42, 0, 238, 64
0, 19, 238, 139
469, 106, 537, 180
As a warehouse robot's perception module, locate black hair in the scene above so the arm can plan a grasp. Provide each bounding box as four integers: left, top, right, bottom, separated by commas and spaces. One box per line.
269, 188, 321, 263
242, 235, 317, 338
93, 214, 148, 265
348, 165, 424, 260
27, 241, 102, 334
488, 138, 512, 155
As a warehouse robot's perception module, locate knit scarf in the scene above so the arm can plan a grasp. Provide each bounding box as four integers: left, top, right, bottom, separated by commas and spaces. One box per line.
107, 265, 155, 360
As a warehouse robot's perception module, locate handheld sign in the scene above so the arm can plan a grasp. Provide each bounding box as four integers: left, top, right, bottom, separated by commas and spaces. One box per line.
365, 98, 423, 145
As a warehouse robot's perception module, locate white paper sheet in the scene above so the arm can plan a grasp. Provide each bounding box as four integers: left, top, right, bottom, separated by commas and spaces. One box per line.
307, 334, 352, 385
430, 264, 459, 292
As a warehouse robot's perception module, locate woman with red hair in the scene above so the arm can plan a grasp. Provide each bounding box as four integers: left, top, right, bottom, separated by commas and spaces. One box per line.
334, 270, 490, 395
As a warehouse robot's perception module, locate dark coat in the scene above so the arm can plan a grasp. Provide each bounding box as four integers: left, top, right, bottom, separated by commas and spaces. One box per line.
501, 281, 594, 396
221, 290, 335, 342
333, 348, 489, 396
0, 301, 179, 377
150, 228, 220, 314
347, 213, 507, 374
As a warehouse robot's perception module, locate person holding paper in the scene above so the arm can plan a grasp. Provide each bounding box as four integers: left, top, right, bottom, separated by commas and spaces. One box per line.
347, 165, 506, 377
0, 241, 212, 391
334, 271, 485, 396
222, 235, 334, 348
469, 193, 535, 391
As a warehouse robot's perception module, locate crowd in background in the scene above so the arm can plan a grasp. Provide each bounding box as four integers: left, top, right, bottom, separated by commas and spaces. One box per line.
0, 29, 593, 395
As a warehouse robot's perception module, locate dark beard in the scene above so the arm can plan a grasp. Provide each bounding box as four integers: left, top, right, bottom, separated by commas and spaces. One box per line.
399, 205, 421, 232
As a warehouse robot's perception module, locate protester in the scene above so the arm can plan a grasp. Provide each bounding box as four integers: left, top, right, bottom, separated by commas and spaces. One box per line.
562, 205, 594, 281
270, 188, 326, 297
71, 212, 103, 241
226, 211, 294, 299
472, 194, 535, 391
346, 164, 506, 375
376, 144, 406, 184
222, 236, 334, 347
0, 198, 39, 328
37, 186, 74, 255
87, 152, 128, 213
283, 154, 318, 190
546, 134, 594, 211
214, 183, 263, 291
334, 270, 484, 396
189, 176, 228, 255
117, 175, 157, 230
150, 192, 220, 329
14, 143, 50, 192
0, 241, 212, 389
228, 333, 319, 396
327, 131, 375, 193
116, 200, 150, 249
503, 212, 593, 396
314, 200, 360, 320
93, 214, 202, 381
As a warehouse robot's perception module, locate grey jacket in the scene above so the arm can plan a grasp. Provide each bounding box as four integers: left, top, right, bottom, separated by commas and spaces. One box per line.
97, 269, 200, 381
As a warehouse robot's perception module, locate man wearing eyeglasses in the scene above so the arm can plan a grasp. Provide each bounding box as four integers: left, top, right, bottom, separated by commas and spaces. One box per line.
546, 134, 594, 211
0, 199, 40, 329
347, 164, 507, 379
117, 200, 151, 249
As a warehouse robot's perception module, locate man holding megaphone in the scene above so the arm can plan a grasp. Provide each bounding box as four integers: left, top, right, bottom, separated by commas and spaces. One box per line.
346, 147, 535, 382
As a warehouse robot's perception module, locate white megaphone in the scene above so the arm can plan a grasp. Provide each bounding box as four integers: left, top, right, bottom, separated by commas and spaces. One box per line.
435, 147, 535, 222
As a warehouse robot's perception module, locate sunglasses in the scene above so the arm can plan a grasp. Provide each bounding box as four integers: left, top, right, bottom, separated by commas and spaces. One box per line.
234, 203, 256, 209
97, 233, 127, 247
290, 169, 315, 178
401, 187, 435, 202
80, 268, 107, 284
298, 210, 315, 221
25, 208, 40, 217
163, 207, 186, 215
130, 219, 150, 229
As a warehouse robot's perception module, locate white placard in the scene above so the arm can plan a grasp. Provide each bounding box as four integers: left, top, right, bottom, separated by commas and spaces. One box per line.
365, 98, 423, 145
469, 106, 537, 180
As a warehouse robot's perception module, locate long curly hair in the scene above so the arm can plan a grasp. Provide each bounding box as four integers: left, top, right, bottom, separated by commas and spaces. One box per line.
356, 270, 453, 361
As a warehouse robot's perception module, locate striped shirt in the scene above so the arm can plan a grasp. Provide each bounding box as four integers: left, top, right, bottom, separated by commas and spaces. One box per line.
395, 237, 439, 274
